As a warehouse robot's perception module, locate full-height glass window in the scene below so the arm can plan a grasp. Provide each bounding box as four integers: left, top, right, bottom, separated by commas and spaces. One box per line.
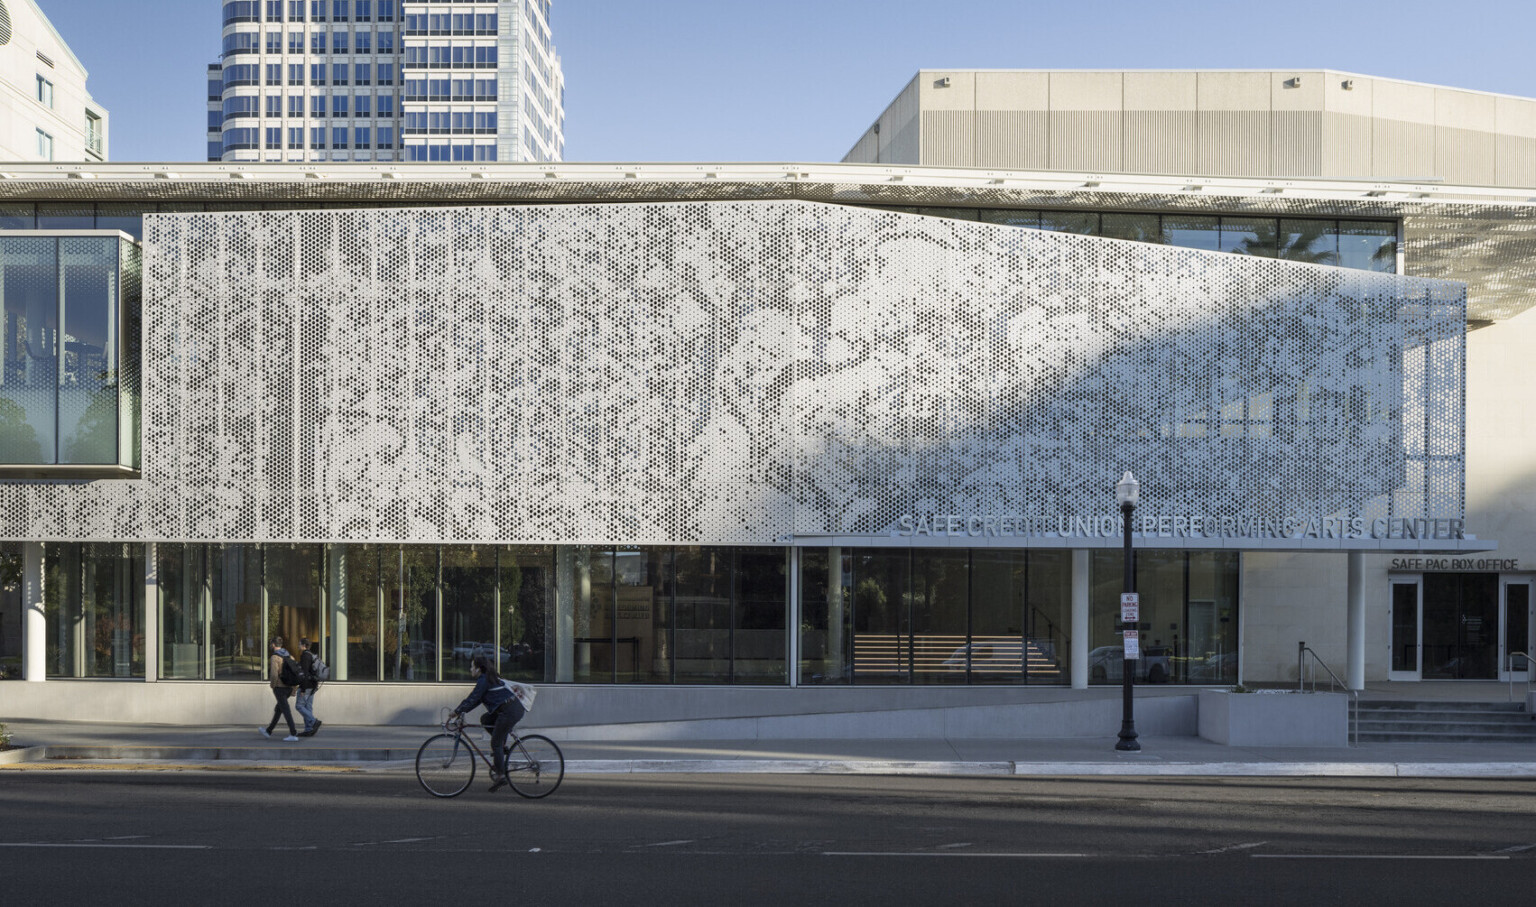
500, 547, 553, 683
0, 542, 20, 679
265, 546, 322, 673
1090, 550, 1239, 684
805, 548, 1072, 685
853, 550, 911, 683
735, 548, 787, 683
616, 547, 671, 683
1186, 551, 1238, 683
970, 551, 1029, 684
673, 547, 729, 683
383, 547, 437, 681
157, 544, 264, 680
44, 543, 143, 678
158, 543, 206, 679
441, 545, 495, 682
0, 234, 139, 472
556, 546, 611, 683
212, 545, 264, 678
912, 550, 968, 685
341, 544, 383, 680
0, 237, 55, 463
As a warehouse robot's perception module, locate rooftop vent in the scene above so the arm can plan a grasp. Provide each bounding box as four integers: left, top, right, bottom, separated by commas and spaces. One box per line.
0, 1, 11, 47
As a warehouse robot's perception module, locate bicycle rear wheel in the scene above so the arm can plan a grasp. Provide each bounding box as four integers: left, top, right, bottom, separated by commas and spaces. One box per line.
505, 734, 564, 799
416, 733, 476, 798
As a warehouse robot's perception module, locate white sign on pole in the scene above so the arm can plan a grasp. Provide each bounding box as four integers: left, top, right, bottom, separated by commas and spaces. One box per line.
1122, 629, 1140, 659
1120, 592, 1139, 624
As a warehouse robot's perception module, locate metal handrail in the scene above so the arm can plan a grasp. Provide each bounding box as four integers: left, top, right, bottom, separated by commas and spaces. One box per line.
1508, 652, 1532, 705
1298, 641, 1359, 745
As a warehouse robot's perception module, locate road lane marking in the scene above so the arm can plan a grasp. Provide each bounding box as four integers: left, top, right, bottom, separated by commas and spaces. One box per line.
1253, 854, 1508, 860
825, 852, 1089, 859
1198, 842, 1268, 855
641, 840, 694, 847
0, 843, 212, 850
1489, 843, 1536, 854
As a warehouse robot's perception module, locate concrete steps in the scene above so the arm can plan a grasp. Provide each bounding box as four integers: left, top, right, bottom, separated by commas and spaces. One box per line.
1354, 700, 1536, 743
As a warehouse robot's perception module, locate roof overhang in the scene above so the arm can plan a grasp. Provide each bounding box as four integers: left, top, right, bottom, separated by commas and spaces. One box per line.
2, 161, 1532, 322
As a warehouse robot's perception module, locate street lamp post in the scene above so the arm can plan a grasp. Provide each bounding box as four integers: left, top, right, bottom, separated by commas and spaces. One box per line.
1115, 471, 1141, 752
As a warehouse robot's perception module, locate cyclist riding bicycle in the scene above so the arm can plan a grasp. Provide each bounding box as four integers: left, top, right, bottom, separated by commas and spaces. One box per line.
451, 654, 526, 791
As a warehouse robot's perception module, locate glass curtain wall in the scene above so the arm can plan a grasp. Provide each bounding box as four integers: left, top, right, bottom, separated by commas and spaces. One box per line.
337, 544, 554, 683
802, 548, 1073, 685
1090, 550, 1239, 684
158, 544, 265, 680
553, 545, 786, 684
44, 542, 143, 677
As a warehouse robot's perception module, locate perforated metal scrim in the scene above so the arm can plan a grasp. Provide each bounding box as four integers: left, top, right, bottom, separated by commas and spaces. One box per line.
0, 200, 1465, 546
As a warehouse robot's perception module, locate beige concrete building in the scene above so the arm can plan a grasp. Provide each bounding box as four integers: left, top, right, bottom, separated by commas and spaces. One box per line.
844, 69, 1536, 188
0, 0, 108, 163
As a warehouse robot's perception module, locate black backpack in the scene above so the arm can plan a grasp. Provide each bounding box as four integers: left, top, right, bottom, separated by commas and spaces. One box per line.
279, 655, 304, 686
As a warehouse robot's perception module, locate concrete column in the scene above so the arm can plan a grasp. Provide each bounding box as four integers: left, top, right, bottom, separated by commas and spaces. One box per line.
786, 548, 800, 687
1346, 551, 1365, 691
826, 546, 845, 684
22, 542, 44, 682
143, 543, 158, 682
1071, 549, 1090, 689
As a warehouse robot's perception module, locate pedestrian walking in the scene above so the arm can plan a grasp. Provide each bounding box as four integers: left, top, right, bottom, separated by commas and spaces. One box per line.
259, 636, 300, 742
295, 637, 324, 737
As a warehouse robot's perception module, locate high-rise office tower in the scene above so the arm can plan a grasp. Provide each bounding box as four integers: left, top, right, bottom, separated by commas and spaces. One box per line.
208, 1, 563, 163
0, 0, 110, 162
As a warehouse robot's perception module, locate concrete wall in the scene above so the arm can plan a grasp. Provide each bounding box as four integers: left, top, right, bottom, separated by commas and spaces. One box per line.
0, 679, 1198, 737
1197, 689, 1349, 746
844, 69, 1536, 188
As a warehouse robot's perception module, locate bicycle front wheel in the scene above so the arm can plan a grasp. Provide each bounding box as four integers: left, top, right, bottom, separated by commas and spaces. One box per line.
415, 733, 476, 798
505, 734, 564, 799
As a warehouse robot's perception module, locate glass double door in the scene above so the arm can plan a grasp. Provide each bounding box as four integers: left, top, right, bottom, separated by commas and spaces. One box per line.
1390, 573, 1532, 681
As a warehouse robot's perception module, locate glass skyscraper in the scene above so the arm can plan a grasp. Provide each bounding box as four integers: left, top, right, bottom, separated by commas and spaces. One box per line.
207, 1, 563, 163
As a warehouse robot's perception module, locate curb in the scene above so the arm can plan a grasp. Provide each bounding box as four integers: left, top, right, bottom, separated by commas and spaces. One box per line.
0, 746, 48, 765
5, 746, 1536, 778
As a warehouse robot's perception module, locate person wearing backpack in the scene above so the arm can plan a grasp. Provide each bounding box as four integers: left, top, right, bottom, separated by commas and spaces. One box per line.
295, 637, 325, 737
450, 654, 525, 791
259, 637, 301, 742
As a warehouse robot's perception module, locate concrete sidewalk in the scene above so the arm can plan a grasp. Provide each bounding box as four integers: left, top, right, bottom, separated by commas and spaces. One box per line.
3, 720, 1535, 777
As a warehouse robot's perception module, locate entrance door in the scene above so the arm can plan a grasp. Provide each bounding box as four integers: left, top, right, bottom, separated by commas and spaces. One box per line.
1422, 573, 1499, 680
1503, 578, 1533, 681
1389, 577, 1421, 681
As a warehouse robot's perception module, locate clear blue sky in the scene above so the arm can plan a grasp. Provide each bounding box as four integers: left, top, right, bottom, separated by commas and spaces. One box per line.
36, 0, 1536, 163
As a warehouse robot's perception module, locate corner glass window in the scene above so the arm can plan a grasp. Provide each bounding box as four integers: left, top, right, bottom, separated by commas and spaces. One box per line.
0, 233, 140, 475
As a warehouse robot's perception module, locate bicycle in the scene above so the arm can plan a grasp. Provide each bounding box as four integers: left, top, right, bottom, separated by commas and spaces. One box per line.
415, 711, 565, 799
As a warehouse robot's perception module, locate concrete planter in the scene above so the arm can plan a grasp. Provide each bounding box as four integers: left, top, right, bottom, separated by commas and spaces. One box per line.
1198, 689, 1349, 747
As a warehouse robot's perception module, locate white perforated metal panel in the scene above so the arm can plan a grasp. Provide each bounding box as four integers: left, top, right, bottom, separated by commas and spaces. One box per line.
0, 200, 1465, 546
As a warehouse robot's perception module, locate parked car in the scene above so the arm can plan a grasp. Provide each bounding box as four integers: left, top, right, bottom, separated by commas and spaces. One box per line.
1088, 645, 1172, 684
452, 641, 513, 665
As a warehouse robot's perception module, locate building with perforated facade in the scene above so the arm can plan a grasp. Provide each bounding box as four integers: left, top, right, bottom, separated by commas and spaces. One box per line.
0, 74, 1533, 735
0, 0, 109, 162
207, 1, 563, 164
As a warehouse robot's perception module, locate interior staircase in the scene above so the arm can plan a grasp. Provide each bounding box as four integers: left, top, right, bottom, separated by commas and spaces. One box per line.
1353, 700, 1536, 743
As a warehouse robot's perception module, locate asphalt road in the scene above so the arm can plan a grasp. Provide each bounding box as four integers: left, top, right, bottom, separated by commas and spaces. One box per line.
1, 769, 1533, 905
